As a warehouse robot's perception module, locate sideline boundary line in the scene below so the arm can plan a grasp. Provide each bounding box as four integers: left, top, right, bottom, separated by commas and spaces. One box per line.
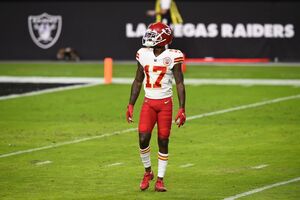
0, 76, 300, 101
1, 76, 300, 101
223, 177, 300, 200
0, 94, 299, 159
0, 83, 101, 101
1, 76, 300, 86
1, 60, 300, 66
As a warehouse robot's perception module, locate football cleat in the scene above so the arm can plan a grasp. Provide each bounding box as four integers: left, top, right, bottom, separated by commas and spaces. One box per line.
140, 171, 154, 191
155, 179, 167, 192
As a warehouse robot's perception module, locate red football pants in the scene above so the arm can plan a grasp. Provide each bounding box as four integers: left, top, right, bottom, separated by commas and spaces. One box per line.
138, 97, 173, 139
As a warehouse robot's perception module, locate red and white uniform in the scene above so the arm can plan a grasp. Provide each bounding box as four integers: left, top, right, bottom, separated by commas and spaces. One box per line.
136, 47, 184, 139
136, 47, 184, 99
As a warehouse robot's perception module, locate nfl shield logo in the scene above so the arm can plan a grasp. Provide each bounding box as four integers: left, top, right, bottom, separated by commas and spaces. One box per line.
28, 13, 62, 49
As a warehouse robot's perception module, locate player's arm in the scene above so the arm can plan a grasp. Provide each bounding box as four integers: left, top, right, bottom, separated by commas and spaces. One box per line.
126, 62, 145, 123
172, 63, 186, 127
146, 0, 170, 16
146, 9, 168, 16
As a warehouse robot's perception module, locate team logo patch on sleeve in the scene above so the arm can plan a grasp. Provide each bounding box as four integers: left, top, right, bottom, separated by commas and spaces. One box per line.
163, 57, 172, 66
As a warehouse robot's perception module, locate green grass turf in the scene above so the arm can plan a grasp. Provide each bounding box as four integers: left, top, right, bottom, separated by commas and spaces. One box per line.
0, 84, 299, 199
0, 63, 300, 199
1, 62, 300, 79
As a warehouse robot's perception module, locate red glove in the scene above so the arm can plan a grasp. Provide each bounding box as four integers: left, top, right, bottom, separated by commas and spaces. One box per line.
175, 108, 186, 127
126, 104, 134, 123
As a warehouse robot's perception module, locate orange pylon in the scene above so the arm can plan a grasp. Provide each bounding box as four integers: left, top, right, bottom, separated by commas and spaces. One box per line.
104, 57, 113, 84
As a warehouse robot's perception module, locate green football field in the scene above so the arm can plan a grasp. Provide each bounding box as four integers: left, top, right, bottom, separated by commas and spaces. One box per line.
0, 62, 299, 200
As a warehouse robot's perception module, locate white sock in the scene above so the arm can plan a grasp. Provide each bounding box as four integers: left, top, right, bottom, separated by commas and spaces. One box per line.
158, 152, 168, 178
140, 146, 151, 168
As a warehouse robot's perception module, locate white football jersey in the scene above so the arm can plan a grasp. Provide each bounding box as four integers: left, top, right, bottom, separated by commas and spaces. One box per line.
136, 47, 184, 99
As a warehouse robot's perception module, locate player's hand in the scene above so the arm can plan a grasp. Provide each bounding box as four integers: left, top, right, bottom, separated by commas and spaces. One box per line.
175, 108, 186, 127
126, 104, 134, 123
146, 10, 156, 16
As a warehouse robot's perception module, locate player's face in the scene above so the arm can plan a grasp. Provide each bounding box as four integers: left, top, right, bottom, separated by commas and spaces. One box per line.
143, 30, 164, 47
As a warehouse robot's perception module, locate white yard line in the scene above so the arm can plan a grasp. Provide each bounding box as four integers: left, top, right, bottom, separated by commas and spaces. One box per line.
0, 94, 299, 159
0, 128, 137, 158
35, 160, 52, 166
105, 162, 123, 167
0, 76, 103, 84
251, 164, 269, 169
0, 83, 101, 101
1, 76, 300, 86
179, 163, 195, 168
1, 60, 300, 66
186, 94, 300, 121
1, 76, 300, 101
223, 177, 300, 200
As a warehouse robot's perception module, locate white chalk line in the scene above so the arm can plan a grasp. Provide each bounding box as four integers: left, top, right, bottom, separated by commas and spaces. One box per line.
0, 76, 104, 84
35, 160, 52, 166
2, 76, 300, 86
179, 163, 195, 168
1, 60, 300, 67
186, 94, 300, 121
104, 162, 123, 167
0, 83, 101, 101
223, 177, 300, 200
0, 94, 299, 159
251, 164, 269, 169
1, 76, 300, 101
0, 128, 137, 159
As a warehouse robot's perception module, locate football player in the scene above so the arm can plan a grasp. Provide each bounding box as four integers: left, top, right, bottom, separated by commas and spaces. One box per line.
126, 22, 186, 192
146, 0, 183, 26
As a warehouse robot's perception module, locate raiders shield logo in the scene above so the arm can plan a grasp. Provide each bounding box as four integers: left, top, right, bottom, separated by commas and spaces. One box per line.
28, 13, 62, 49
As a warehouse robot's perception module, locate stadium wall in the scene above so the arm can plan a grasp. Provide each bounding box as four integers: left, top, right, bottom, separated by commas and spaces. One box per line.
0, 1, 299, 61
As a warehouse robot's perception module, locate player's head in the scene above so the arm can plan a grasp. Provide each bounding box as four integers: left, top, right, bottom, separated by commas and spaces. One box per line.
142, 22, 173, 47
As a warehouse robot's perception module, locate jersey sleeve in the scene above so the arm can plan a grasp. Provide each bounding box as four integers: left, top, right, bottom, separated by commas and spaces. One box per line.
136, 49, 141, 62
173, 50, 184, 65
136, 48, 145, 66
